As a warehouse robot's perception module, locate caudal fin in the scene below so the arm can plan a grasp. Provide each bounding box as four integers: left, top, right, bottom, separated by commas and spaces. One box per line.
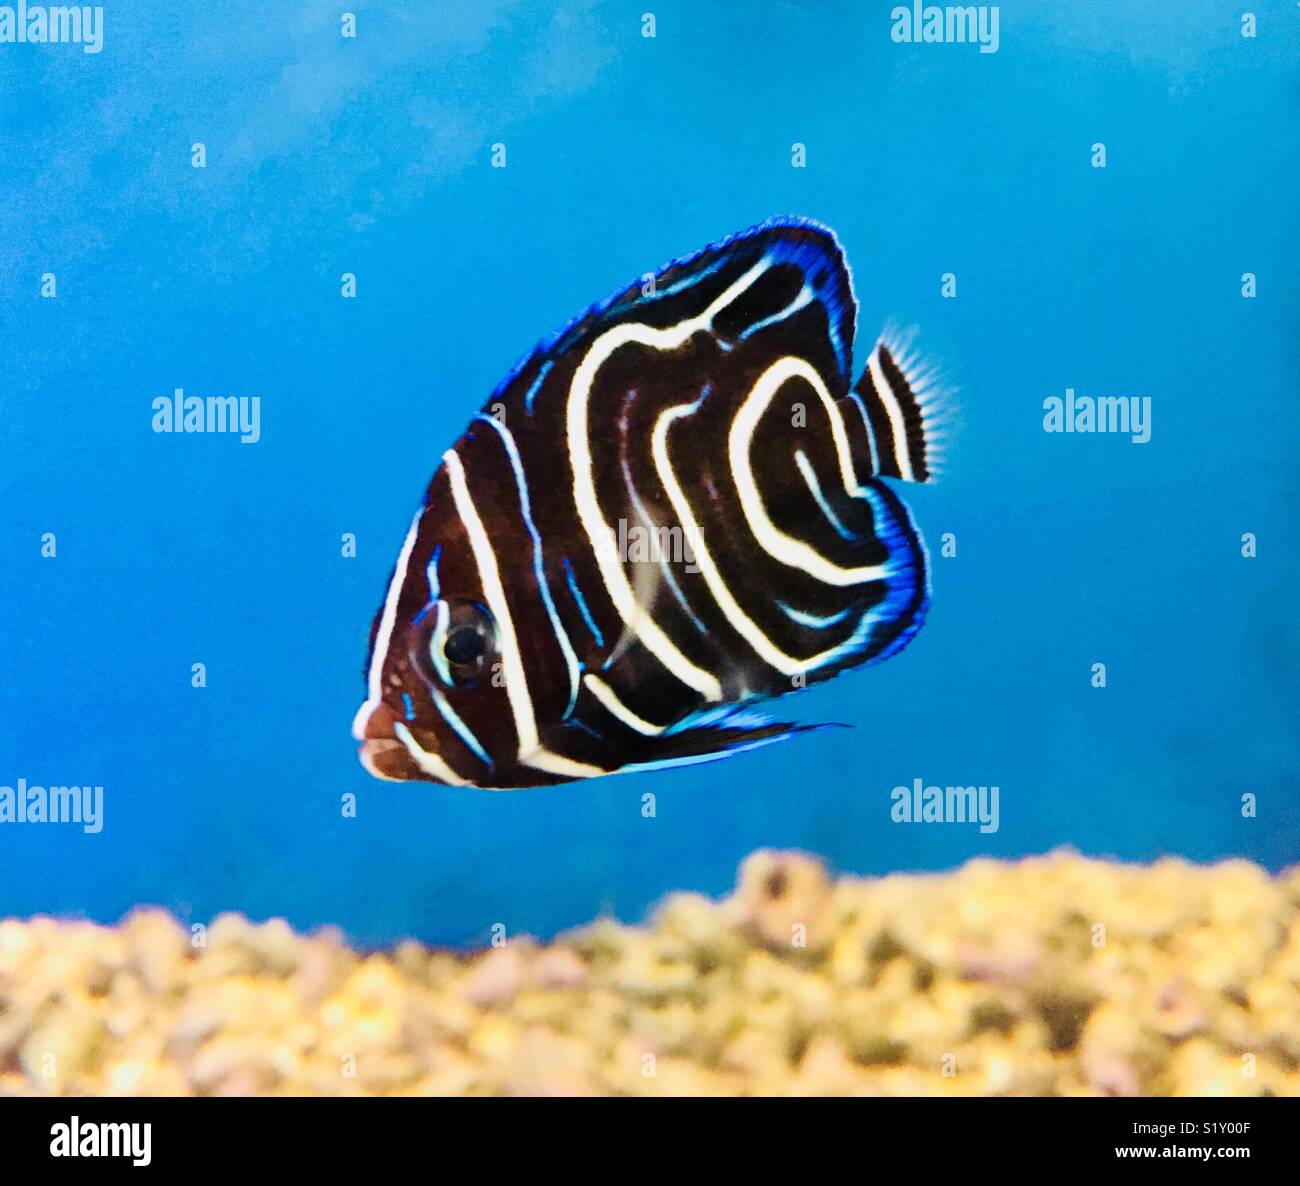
848, 332, 947, 483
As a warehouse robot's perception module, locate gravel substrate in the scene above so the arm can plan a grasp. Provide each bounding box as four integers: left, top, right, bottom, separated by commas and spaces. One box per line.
2, 849, 1297, 1096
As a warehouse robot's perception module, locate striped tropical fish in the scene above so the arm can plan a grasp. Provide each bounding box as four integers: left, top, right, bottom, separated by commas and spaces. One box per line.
354, 216, 944, 788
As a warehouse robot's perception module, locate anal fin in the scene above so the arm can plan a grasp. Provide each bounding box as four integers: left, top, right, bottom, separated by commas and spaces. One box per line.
618, 708, 843, 776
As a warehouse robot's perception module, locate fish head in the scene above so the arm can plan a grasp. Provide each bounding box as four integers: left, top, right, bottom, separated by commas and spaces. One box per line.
353, 502, 518, 788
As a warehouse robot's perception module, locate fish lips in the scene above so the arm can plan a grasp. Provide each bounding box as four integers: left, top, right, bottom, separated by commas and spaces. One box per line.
358, 737, 415, 782
354, 703, 444, 783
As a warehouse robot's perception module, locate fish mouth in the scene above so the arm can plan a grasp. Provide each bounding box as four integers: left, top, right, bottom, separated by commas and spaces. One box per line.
353, 699, 397, 742
354, 701, 465, 786
358, 737, 413, 782
354, 702, 416, 782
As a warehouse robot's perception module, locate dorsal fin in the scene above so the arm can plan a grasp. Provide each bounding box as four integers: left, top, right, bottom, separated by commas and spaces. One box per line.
492, 216, 859, 418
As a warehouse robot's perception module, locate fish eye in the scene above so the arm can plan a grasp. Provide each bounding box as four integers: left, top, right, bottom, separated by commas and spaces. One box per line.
439, 600, 494, 687
409, 599, 496, 690
444, 622, 485, 667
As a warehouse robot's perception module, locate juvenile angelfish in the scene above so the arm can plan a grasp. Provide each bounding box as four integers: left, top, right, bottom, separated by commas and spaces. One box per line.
355, 217, 943, 788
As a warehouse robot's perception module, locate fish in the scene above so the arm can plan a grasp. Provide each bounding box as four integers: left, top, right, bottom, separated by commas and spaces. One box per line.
353, 216, 945, 788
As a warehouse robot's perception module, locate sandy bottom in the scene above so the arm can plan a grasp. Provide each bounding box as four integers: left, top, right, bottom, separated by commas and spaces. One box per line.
2, 849, 1297, 1096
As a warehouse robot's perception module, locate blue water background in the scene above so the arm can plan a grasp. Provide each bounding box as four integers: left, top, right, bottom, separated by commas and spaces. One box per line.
1, 2, 1297, 944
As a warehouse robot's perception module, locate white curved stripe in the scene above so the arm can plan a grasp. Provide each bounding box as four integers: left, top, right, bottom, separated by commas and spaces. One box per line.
652, 256, 727, 302
444, 449, 534, 747
476, 414, 580, 713
584, 673, 666, 735
425, 549, 442, 598
353, 508, 423, 740
430, 686, 492, 768
443, 449, 603, 779
427, 599, 452, 687
846, 391, 880, 475
566, 261, 776, 703
394, 722, 469, 786
777, 600, 853, 629
738, 284, 813, 340
729, 357, 890, 586
523, 360, 553, 414
525, 748, 610, 779
794, 449, 856, 541
867, 347, 914, 481
622, 456, 707, 634
652, 401, 877, 677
